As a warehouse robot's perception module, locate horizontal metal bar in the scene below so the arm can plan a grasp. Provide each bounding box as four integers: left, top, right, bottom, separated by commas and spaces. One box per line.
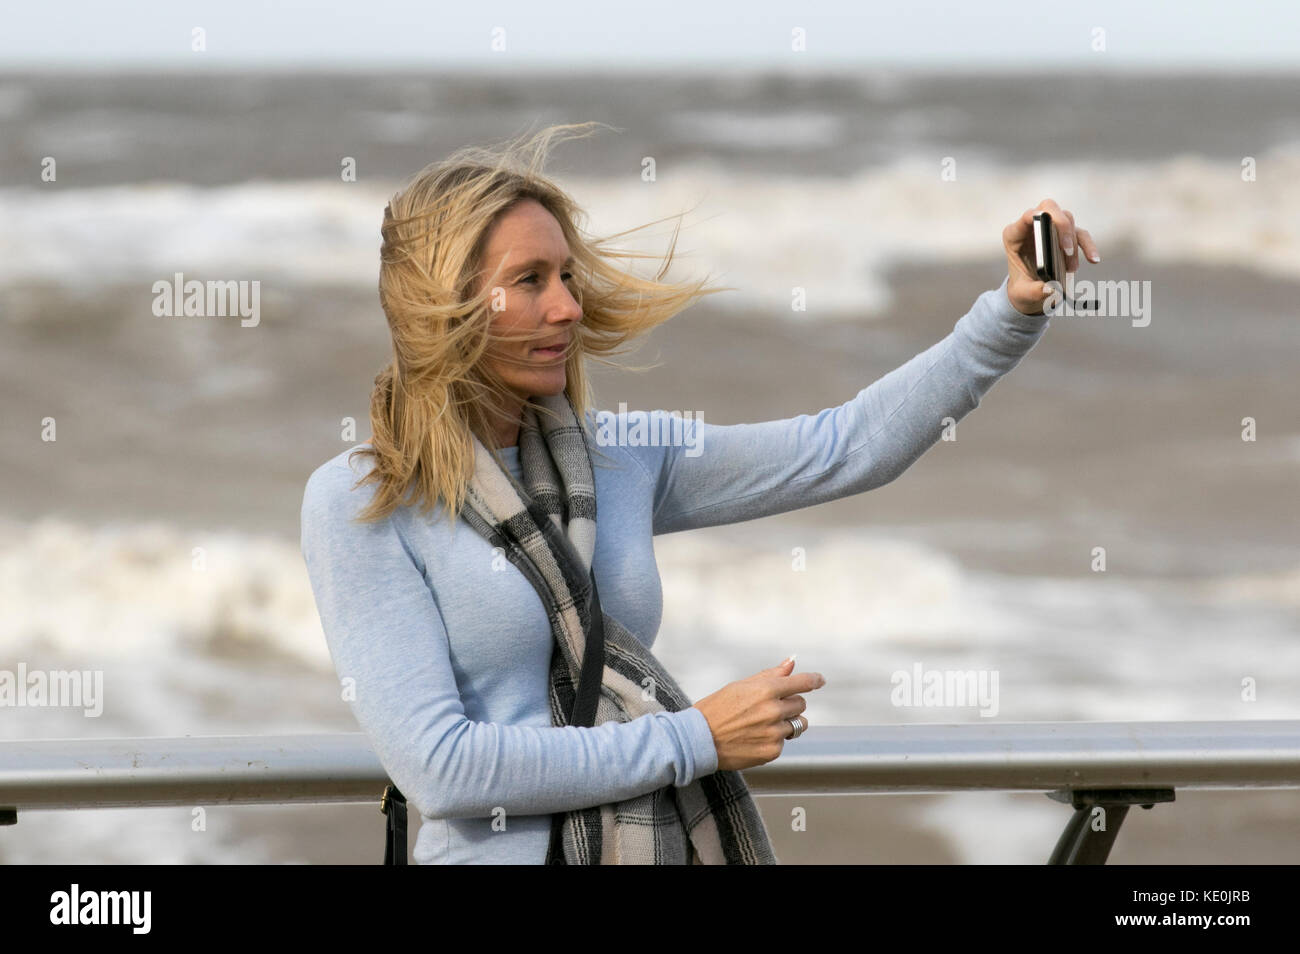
1, 721, 1298, 812
761, 721, 1300, 795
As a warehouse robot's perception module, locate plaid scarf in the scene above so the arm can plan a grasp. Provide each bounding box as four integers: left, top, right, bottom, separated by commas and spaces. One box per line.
457, 391, 778, 865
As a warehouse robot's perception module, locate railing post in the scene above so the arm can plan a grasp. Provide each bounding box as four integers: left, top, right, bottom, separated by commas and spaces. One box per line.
1045, 788, 1175, 864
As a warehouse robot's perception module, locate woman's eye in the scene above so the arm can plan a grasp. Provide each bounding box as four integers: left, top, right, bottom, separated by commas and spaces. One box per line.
519, 273, 538, 284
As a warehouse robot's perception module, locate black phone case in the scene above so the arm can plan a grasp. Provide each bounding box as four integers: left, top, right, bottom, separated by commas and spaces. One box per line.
1033, 212, 1062, 283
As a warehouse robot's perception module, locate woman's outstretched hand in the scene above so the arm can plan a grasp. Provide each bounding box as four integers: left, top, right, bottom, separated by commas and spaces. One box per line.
692, 656, 825, 772
1002, 198, 1102, 316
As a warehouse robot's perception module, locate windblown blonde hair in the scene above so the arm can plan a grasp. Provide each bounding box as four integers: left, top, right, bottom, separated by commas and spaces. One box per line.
348, 121, 729, 527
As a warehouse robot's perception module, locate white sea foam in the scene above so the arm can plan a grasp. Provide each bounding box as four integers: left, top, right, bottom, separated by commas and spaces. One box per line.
648, 523, 1300, 725
2, 513, 1296, 741
1, 512, 1295, 862
0, 514, 330, 670
3, 143, 1299, 318
668, 109, 845, 150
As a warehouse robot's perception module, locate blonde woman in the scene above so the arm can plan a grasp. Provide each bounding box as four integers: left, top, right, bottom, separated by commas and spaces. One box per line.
300, 122, 1099, 865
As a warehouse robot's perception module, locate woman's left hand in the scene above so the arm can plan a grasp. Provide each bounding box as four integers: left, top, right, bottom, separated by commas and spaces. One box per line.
1002, 198, 1100, 316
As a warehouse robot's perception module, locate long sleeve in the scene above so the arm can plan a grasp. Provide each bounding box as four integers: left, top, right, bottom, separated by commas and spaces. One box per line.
299, 463, 719, 821
625, 277, 1050, 535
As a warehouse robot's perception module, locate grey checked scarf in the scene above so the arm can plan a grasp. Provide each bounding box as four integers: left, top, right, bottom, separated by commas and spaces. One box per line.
457, 391, 778, 865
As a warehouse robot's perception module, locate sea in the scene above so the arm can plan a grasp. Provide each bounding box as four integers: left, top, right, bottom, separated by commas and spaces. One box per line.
1, 67, 1297, 864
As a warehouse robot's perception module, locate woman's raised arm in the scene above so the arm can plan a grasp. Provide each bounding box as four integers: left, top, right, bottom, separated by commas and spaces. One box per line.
620, 275, 1051, 536
299, 459, 719, 820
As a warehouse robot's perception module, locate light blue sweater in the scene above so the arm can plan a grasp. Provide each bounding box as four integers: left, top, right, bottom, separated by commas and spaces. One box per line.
299, 277, 1048, 864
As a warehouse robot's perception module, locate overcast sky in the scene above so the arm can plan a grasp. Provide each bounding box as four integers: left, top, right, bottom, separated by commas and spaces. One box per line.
3, 0, 1298, 70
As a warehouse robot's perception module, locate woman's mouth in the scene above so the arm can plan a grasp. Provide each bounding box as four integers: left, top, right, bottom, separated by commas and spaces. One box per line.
533, 345, 565, 359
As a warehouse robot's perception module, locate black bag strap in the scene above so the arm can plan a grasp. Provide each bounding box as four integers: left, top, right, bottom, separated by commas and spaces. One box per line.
381, 783, 407, 865
545, 568, 607, 864
384, 567, 607, 866
573, 568, 608, 727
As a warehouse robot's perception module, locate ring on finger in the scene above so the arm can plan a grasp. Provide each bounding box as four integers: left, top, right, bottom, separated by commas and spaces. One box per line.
786, 716, 806, 740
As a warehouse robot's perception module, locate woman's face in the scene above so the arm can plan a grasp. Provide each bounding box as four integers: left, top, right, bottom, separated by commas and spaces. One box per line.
476, 198, 583, 407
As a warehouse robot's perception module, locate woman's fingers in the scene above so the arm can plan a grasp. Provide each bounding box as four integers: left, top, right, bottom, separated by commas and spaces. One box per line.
779, 711, 810, 740
1004, 208, 1036, 257
1003, 210, 1051, 314
1077, 227, 1101, 263
773, 690, 812, 741
779, 694, 808, 720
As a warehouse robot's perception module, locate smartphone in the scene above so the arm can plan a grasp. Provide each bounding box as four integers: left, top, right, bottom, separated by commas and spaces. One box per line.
1032, 211, 1064, 286
1032, 211, 1097, 312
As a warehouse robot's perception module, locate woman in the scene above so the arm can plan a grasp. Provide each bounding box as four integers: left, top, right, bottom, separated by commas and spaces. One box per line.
300, 122, 1099, 865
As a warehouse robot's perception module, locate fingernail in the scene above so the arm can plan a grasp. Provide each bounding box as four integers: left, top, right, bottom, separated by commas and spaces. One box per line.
784, 653, 797, 665
1062, 240, 1074, 253
1089, 252, 1101, 262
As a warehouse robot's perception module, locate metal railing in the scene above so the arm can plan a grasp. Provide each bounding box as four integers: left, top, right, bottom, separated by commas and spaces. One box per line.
3, 720, 1298, 863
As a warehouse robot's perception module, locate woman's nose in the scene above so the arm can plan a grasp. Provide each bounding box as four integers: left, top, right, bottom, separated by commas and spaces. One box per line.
550, 283, 583, 322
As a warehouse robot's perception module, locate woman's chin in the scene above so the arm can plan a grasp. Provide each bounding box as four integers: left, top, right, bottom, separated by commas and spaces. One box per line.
529, 371, 568, 396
